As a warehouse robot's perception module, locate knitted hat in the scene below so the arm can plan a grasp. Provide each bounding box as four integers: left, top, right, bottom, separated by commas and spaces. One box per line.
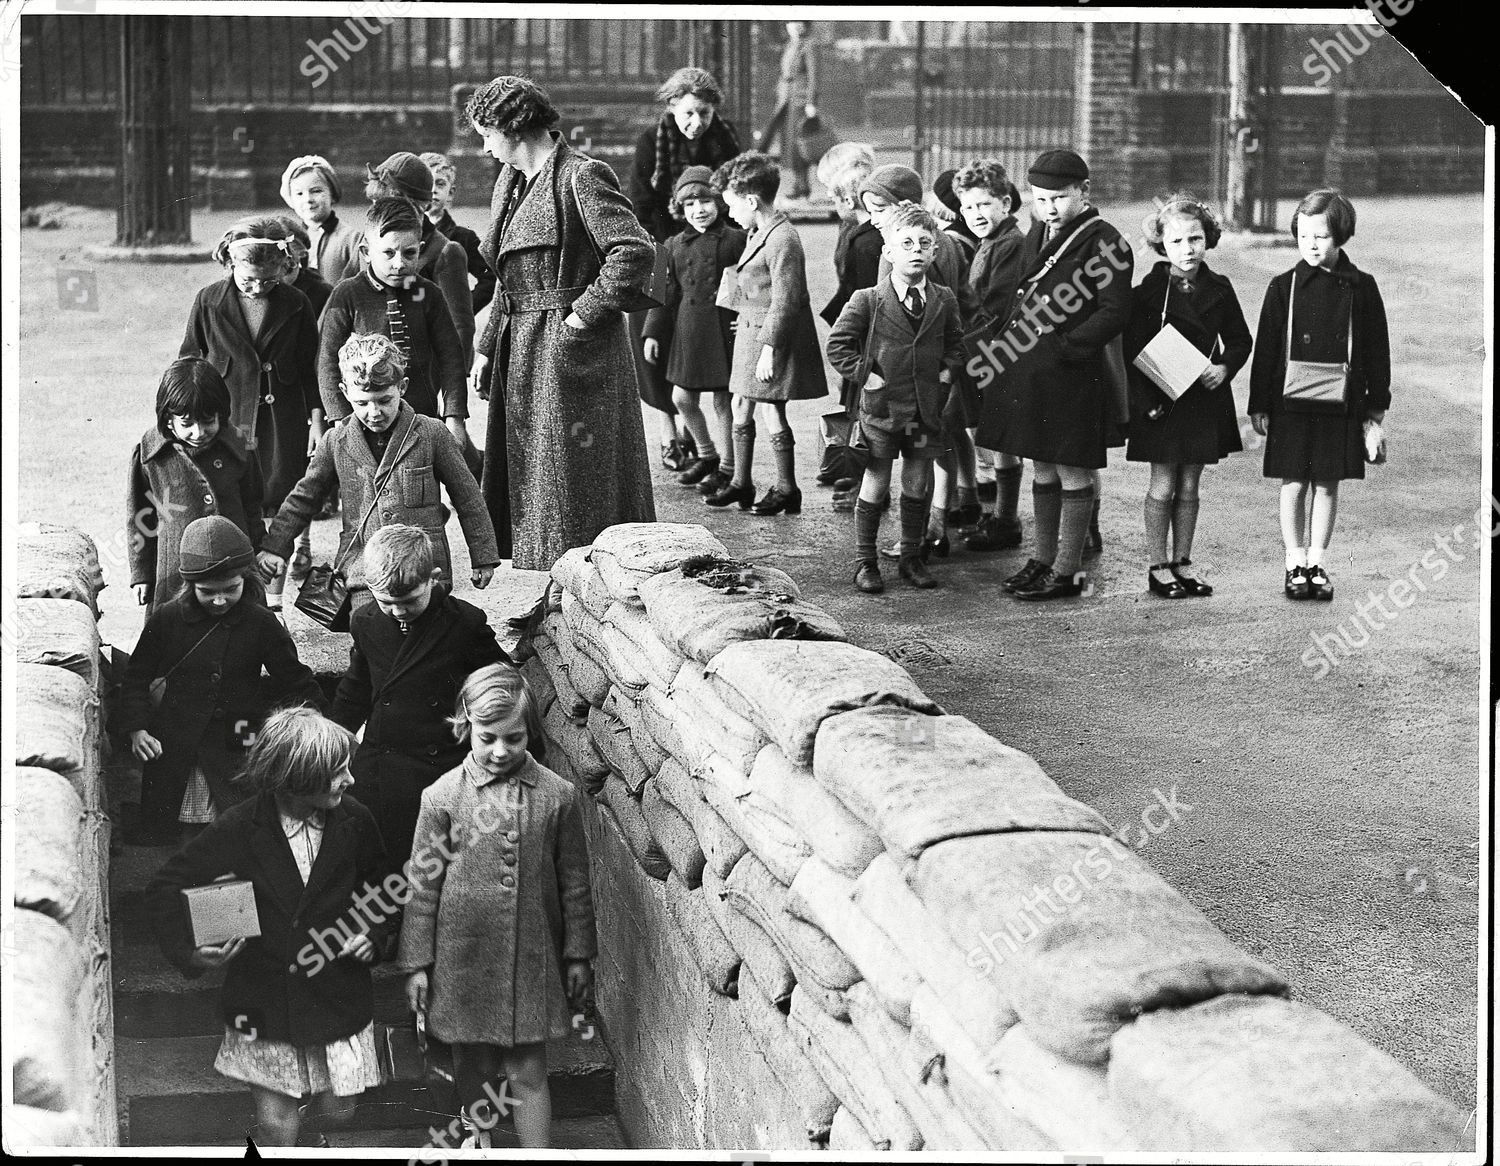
1027, 149, 1089, 189
674, 165, 716, 203
369, 151, 434, 203
279, 155, 343, 210
178, 516, 255, 582
858, 164, 923, 207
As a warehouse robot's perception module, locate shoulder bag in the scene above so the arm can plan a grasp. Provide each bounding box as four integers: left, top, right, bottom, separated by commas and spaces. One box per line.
1281, 277, 1353, 412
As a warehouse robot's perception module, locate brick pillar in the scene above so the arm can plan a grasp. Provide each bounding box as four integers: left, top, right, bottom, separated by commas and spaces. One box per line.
1324, 89, 1380, 194
1075, 22, 1140, 201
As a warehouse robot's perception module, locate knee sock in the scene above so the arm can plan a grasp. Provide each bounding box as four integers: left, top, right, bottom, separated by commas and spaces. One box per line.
768, 429, 796, 491
1032, 481, 1063, 564
1172, 497, 1201, 562
732, 422, 755, 487
1053, 486, 1095, 576
900, 493, 930, 558
1145, 496, 1173, 565
854, 498, 883, 564
997, 464, 1023, 522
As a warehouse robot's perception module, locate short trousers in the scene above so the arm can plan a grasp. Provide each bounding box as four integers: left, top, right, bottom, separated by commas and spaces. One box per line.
853, 418, 945, 461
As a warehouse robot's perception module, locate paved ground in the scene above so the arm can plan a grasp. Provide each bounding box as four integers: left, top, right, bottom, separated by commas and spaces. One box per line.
13, 194, 1484, 1118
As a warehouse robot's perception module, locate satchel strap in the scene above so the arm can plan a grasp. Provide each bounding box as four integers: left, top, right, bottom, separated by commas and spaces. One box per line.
1285, 275, 1355, 369
335, 411, 417, 573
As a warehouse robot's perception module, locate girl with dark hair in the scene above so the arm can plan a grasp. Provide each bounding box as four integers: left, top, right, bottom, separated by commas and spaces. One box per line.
466, 75, 658, 571
127, 358, 266, 612
629, 66, 745, 469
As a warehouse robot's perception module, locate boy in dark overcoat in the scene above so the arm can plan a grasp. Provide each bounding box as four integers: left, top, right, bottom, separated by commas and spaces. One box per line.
119, 517, 323, 844
828, 204, 965, 593
973, 150, 1134, 600
329, 524, 510, 873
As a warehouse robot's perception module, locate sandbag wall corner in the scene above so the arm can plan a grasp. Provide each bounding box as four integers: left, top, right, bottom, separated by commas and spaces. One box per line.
8, 522, 118, 1147
519, 521, 1471, 1155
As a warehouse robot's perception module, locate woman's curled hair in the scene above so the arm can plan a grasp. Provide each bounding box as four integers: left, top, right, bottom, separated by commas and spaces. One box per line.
465, 75, 561, 136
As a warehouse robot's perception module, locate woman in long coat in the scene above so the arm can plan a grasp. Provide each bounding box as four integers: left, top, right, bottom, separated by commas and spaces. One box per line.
466, 76, 657, 572
759, 21, 820, 199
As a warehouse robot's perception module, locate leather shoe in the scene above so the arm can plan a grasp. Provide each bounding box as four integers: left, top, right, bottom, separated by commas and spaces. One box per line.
751, 486, 802, 515
1284, 565, 1311, 600
697, 467, 731, 496
1305, 563, 1334, 601
947, 502, 982, 529
854, 561, 884, 593
679, 455, 720, 486
1013, 566, 1086, 600
898, 555, 938, 589
661, 439, 687, 471
1171, 557, 1214, 597
1148, 562, 1189, 599
965, 515, 1023, 551
705, 481, 756, 510
1002, 557, 1049, 593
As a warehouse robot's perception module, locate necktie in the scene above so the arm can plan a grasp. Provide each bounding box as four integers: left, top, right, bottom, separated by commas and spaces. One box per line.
906, 288, 924, 317
385, 290, 411, 362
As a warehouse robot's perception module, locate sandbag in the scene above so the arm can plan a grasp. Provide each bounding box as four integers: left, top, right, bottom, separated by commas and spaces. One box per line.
854, 854, 1018, 1051
5, 1105, 86, 1148
748, 745, 882, 878
638, 557, 847, 665
988, 1023, 1139, 1147
543, 702, 609, 792
697, 770, 810, 886
705, 640, 942, 767
1108, 993, 1471, 1151
603, 600, 685, 692
725, 853, 860, 1019
641, 780, 706, 889
662, 872, 739, 996
13, 599, 102, 690
736, 965, 841, 1144
600, 776, 670, 880
788, 857, 923, 1026
10, 909, 91, 1112
703, 862, 794, 1006
912, 831, 1289, 1064
531, 629, 590, 720
815, 707, 1110, 862
788, 986, 924, 1151
590, 522, 728, 603
15, 523, 103, 616
607, 685, 670, 774
551, 545, 593, 598
539, 727, 587, 794
668, 663, 766, 775
577, 563, 616, 623
15, 767, 87, 925
540, 612, 611, 708
828, 1105, 877, 1151
588, 705, 654, 793
637, 680, 686, 761
657, 760, 747, 881
14, 663, 99, 800
560, 594, 615, 674
519, 655, 558, 720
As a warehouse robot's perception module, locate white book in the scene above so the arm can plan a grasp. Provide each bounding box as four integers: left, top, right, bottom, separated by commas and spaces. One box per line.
1132, 323, 1212, 400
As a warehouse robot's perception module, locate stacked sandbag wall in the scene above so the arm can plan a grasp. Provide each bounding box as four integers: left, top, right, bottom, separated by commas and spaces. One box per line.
7, 522, 118, 1147
522, 522, 1470, 1154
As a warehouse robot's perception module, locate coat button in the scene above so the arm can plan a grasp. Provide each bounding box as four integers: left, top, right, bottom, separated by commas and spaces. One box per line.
500, 875, 515, 888
502, 852, 517, 866
382, 698, 392, 707
426, 746, 438, 757
506, 830, 519, 843
213, 459, 224, 469
262, 361, 273, 371
263, 393, 275, 405
1302, 333, 1312, 345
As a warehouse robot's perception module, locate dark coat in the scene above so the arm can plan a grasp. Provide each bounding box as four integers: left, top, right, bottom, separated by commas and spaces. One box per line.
127, 426, 265, 612
179, 278, 320, 508
418, 219, 477, 366
628, 119, 744, 244
293, 267, 333, 320
477, 133, 657, 571
1247, 254, 1391, 418
144, 790, 391, 1046
263, 401, 499, 595
434, 209, 497, 314
973, 208, 1134, 468
318, 268, 468, 422
311, 211, 364, 282
1124, 261, 1252, 466
329, 590, 509, 867
969, 217, 1027, 331
827, 280, 964, 434
821, 218, 883, 326
118, 587, 323, 827
642, 220, 747, 390
726, 211, 828, 402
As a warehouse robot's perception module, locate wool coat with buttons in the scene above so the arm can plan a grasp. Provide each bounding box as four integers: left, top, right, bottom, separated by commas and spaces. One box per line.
725, 211, 829, 402
127, 426, 265, 613
641, 219, 748, 390
329, 589, 510, 868
262, 401, 500, 595
179, 277, 321, 508
396, 754, 598, 1047
144, 790, 392, 1046
117, 586, 324, 825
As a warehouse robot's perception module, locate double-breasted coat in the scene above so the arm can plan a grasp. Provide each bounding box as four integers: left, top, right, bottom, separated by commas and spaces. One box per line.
827, 279, 964, 435
1248, 254, 1391, 482
127, 426, 265, 612
418, 220, 477, 367
396, 754, 598, 1047
726, 211, 828, 402
145, 790, 391, 1046
973, 208, 1134, 469
179, 278, 320, 508
118, 585, 323, 827
476, 133, 657, 571
329, 590, 510, 868
1124, 261, 1252, 466
641, 220, 748, 391
969, 217, 1027, 332
262, 401, 500, 594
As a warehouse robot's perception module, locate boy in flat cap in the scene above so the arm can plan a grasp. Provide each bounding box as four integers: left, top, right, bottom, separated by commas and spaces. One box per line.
973, 149, 1133, 600
119, 516, 323, 845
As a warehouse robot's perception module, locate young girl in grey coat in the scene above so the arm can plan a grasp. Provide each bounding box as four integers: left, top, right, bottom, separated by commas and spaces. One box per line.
398, 664, 596, 1149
